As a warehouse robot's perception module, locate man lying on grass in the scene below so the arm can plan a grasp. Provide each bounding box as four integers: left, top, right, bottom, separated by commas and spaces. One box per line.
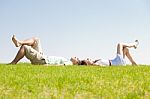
10, 35, 77, 65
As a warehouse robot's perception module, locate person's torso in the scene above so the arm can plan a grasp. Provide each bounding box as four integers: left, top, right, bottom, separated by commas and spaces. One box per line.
44, 56, 72, 65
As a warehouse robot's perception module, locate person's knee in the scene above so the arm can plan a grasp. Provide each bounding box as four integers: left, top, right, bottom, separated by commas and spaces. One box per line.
117, 43, 122, 49
117, 43, 124, 47
123, 47, 129, 52
22, 45, 29, 51
33, 37, 40, 46
34, 37, 40, 42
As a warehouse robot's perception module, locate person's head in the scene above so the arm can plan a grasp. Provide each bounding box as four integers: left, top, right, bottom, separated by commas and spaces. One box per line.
70, 57, 80, 65
86, 58, 94, 65
70, 57, 89, 65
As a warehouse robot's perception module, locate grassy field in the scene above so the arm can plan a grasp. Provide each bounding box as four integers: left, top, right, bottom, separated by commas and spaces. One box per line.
0, 64, 150, 99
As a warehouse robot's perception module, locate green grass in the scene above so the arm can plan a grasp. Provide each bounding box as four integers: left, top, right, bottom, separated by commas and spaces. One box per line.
0, 64, 150, 98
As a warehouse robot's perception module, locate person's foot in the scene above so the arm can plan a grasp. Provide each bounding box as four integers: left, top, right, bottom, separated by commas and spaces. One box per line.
7, 62, 16, 65
12, 35, 21, 47
132, 62, 137, 66
134, 40, 139, 49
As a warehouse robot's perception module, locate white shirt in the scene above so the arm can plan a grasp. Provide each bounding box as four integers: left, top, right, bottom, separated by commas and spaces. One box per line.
44, 56, 73, 65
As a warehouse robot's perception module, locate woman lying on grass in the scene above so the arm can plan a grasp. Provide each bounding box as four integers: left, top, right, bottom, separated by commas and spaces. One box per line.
10, 35, 80, 65
62, 40, 139, 66
81, 40, 139, 66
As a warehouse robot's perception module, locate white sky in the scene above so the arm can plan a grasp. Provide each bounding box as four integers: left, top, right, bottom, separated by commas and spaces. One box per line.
0, 0, 150, 65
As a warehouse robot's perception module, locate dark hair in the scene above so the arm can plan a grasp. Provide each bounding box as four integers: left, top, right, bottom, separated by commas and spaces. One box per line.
77, 60, 88, 65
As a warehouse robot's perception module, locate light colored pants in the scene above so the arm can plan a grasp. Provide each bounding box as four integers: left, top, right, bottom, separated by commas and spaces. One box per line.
24, 38, 46, 65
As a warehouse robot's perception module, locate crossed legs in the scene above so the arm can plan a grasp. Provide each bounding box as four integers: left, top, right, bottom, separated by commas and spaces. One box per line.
10, 35, 39, 64
117, 41, 139, 65
12, 35, 37, 47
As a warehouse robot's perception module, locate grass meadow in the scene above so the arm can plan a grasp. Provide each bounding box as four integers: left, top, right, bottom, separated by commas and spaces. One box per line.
0, 64, 150, 99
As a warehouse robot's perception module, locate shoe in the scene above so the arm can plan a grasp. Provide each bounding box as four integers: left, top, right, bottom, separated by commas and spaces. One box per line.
134, 40, 139, 49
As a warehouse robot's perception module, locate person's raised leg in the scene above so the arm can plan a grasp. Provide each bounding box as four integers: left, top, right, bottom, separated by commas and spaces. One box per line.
117, 40, 139, 57
12, 35, 43, 53
123, 47, 137, 65
9, 45, 26, 64
12, 35, 38, 47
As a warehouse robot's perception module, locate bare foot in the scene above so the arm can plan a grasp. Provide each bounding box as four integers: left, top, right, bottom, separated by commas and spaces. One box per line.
132, 62, 137, 66
7, 62, 16, 65
12, 35, 21, 47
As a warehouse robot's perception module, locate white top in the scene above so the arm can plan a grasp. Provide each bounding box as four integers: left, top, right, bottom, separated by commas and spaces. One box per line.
43, 56, 73, 65
94, 59, 109, 66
